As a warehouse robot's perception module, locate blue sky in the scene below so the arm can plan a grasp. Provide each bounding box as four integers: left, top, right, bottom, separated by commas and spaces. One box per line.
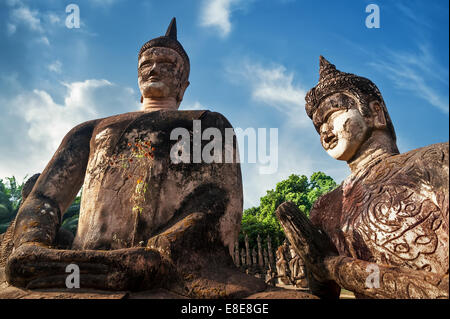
0, 0, 448, 209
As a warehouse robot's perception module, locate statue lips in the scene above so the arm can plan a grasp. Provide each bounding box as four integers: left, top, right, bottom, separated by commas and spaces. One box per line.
148, 76, 160, 83
322, 134, 338, 150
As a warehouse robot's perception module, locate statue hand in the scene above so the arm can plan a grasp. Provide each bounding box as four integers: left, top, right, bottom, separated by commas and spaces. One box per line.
276, 202, 341, 299
275, 202, 338, 281
5, 243, 179, 291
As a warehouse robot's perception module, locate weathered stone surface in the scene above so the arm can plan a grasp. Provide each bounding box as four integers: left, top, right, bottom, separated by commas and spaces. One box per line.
0, 266, 316, 299
276, 56, 449, 299
246, 287, 318, 299
312, 143, 449, 275
0, 18, 272, 298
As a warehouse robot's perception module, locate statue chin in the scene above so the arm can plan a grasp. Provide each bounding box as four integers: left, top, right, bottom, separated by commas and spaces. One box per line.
141, 82, 171, 99
326, 140, 355, 161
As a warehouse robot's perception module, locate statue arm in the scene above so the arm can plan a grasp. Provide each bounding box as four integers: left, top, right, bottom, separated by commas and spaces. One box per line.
276, 202, 449, 299
11, 120, 97, 248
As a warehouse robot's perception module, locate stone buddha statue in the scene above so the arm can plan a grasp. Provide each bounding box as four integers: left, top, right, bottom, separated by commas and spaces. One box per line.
276, 56, 449, 299
0, 18, 268, 298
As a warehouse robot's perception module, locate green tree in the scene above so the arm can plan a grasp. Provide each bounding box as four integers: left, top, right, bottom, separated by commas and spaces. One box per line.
307, 171, 338, 206
240, 172, 337, 249
61, 193, 81, 235
0, 175, 81, 235
0, 176, 25, 233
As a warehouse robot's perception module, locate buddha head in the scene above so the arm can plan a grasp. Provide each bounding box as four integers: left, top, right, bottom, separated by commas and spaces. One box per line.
305, 56, 397, 161
138, 18, 190, 106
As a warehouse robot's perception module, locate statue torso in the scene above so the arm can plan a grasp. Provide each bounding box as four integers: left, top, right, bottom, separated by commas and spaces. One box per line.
311, 142, 449, 275
72, 110, 243, 251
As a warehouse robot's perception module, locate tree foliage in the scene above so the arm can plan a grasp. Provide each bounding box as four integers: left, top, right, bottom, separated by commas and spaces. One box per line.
0, 176, 81, 235
0, 176, 25, 233
239, 172, 337, 249
61, 194, 81, 235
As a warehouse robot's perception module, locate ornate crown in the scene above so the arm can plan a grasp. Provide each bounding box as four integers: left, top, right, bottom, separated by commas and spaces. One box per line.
305, 56, 384, 119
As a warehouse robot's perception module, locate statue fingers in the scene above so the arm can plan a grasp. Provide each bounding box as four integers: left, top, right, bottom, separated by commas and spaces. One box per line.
276, 201, 337, 281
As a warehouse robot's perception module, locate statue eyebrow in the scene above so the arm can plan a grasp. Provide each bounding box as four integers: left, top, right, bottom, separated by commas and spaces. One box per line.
139, 60, 153, 68
139, 56, 175, 68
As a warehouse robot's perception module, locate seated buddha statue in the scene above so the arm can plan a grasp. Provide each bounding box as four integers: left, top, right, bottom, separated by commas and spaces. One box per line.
0, 18, 267, 298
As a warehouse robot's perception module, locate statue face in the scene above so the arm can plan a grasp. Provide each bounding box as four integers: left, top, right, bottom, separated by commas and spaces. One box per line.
314, 93, 369, 161
138, 47, 188, 101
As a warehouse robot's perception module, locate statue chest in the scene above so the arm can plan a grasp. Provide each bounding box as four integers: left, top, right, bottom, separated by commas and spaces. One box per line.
339, 167, 448, 274
72, 110, 240, 251
74, 113, 195, 250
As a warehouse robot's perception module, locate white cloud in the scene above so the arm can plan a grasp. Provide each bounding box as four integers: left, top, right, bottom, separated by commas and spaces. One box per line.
370, 45, 449, 114
200, 0, 239, 37
47, 13, 61, 25
6, 23, 17, 35
5, 0, 22, 6
0, 79, 138, 180
91, 0, 120, 6
228, 61, 309, 127
48, 60, 62, 73
11, 6, 43, 33
180, 101, 206, 110
37, 36, 50, 46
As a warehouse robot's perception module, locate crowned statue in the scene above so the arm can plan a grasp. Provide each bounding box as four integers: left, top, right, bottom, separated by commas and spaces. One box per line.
276, 56, 449, 299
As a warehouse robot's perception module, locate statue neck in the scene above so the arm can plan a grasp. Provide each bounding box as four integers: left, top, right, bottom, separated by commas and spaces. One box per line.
141, 97, 179, 112
347, 130, 399, 175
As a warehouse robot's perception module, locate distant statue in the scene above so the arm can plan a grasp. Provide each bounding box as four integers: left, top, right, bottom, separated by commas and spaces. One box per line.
265, 264, 277, 287
0, 18, 266, 298
276, 56, 449, 299
288, 247, 307, 289
275, 242, 291, 285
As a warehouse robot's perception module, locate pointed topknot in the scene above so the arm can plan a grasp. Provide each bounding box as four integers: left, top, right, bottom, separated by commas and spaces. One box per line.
138, 16, 190, 78
319, 55, 338, 81
165, 17, 177, 40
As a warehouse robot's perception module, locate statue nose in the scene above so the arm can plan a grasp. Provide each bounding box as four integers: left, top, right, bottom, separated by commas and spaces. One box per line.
324, 134, 335, 144
150, 63, 158, 73
320, 123, 329, 134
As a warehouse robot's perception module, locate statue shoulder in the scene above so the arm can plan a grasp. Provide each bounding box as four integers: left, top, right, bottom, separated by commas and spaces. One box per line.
200, 111, 235, 129
63, 118, 100, 142
398, 142, 448, 162
379, 142, 449, 188
168, 109, 235, 129
310, 185, 343, 229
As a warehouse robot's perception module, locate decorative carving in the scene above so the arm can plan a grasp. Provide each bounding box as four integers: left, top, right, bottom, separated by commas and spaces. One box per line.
277, 56, 449, 299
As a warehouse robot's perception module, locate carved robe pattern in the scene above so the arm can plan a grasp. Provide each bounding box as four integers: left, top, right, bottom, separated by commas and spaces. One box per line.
311, 143, 449, 279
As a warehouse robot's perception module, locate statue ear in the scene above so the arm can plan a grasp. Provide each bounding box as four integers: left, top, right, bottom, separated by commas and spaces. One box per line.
140, 95, 143, 103
369, 101, 387, 129
177, 81, 190, 102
